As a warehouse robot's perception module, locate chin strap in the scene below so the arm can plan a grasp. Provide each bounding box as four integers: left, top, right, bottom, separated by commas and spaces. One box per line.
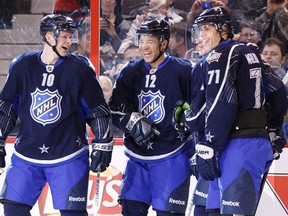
52, 45, 64, 58
149, 42, 166, 64
45, 38, 65, 58
151, 50, 164, 65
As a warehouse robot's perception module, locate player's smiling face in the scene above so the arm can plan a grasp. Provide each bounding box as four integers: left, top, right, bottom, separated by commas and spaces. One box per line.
195, 24, 221, 56
138, 34, 165, 66
55, 31, 73, 55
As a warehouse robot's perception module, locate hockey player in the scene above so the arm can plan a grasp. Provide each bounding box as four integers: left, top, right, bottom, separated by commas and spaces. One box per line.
0, 14, 113, 216
109, 18, 194, 216
185, 7, 287, 216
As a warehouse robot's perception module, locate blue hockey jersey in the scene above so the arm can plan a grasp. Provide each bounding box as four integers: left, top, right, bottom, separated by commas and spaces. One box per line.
186, 40, 287, 149
109, 55, 193, 161
0, 52, 108, 164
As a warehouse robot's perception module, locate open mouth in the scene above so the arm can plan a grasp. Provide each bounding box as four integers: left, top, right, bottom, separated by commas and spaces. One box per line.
62, 46, 68, 50
143, 52, 152, 57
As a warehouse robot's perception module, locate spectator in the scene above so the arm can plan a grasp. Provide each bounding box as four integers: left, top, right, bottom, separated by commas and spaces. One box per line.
98, 75, 124, 138
169, 21, 194, 58
261, 37, 287, 80
184, 46, 201, 64
239, 21, 263, 48
261, 37, 288, 142
123, 44, 143, 62
99, 75, 113, 103
0, 0, 16, 29
73, 18, 91, 57
103, 44, 143, 81
166, 0, 186, 23
255, 0, 288, 51
100, 0, 130, 52
228, 0, 266, 26
100, 0, 131, 76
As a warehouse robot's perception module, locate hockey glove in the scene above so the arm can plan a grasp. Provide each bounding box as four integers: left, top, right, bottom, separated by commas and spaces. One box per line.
173, 100, 190, 133
126, 112, 159, 147
0, 146, 6, 169
195, 143, 221, 181
90, 137, 114, 172
269, 129, 287, 160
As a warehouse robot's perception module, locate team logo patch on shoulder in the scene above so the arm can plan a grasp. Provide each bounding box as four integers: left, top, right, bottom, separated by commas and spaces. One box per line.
138, 90, 165, 123
30, 88, 62, 125
206, 50, 221, 63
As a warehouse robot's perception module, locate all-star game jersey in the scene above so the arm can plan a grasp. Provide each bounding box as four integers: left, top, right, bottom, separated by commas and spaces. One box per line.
186, 40, 287, 215
110, 55, 193, 161
0, 52, 108, 165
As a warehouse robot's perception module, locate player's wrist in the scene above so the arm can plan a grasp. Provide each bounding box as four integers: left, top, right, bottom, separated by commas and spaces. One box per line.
125, 112, 146, 131
195, 142, 216, 159
92, 139, 114, 152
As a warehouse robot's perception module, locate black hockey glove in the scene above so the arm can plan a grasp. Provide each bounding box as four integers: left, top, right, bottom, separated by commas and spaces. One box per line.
173, 100, 190, 133
126, 112, 159, 147
269, 128, 287, 160
195, 142, 221, 181
90, 137, 114, 172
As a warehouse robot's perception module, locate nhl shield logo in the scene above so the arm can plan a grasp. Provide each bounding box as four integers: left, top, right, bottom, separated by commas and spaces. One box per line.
30, 88, 62, 125
138, 90, 165, 123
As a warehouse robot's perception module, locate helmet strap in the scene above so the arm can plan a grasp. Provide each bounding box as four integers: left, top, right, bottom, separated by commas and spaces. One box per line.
52, 45, 64, 58
152, 50, 163, 64
45, 36, 64, 58
150, 43, 165, 64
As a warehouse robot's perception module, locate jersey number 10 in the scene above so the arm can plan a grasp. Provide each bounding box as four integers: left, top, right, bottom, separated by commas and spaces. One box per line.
42, 73, 55, 87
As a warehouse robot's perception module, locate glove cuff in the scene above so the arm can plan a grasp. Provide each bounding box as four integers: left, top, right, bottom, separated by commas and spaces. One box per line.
92, 139, 114, 152
125, 112, 145, 131
195, 143, 215, 159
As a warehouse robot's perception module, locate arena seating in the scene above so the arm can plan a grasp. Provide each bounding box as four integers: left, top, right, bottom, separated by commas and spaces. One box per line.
0, 0, 54, 88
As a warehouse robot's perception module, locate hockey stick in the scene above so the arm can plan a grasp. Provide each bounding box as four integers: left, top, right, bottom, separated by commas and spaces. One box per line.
253, 169, 269, 216
94, 164, 101, 216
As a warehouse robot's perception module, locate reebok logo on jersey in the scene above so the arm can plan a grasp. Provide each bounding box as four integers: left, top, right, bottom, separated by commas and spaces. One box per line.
195, 189, 208, 198
69, 196, 86, 202
169, 198, 185, 206
222, 200, 240, 207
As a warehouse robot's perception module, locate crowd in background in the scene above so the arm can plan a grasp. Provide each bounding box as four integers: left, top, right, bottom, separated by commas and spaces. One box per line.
94, 0, 288, 86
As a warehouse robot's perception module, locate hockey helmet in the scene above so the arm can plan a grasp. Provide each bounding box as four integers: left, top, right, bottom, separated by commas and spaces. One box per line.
135, 18, 170, 45
191, 7, 234, 42
40, 14, 77, 42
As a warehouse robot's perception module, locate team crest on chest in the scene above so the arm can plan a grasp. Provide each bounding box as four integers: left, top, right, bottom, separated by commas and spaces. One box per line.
138, 90, 165, 123
30, 88, 62, 125
206, 50, 221, 63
